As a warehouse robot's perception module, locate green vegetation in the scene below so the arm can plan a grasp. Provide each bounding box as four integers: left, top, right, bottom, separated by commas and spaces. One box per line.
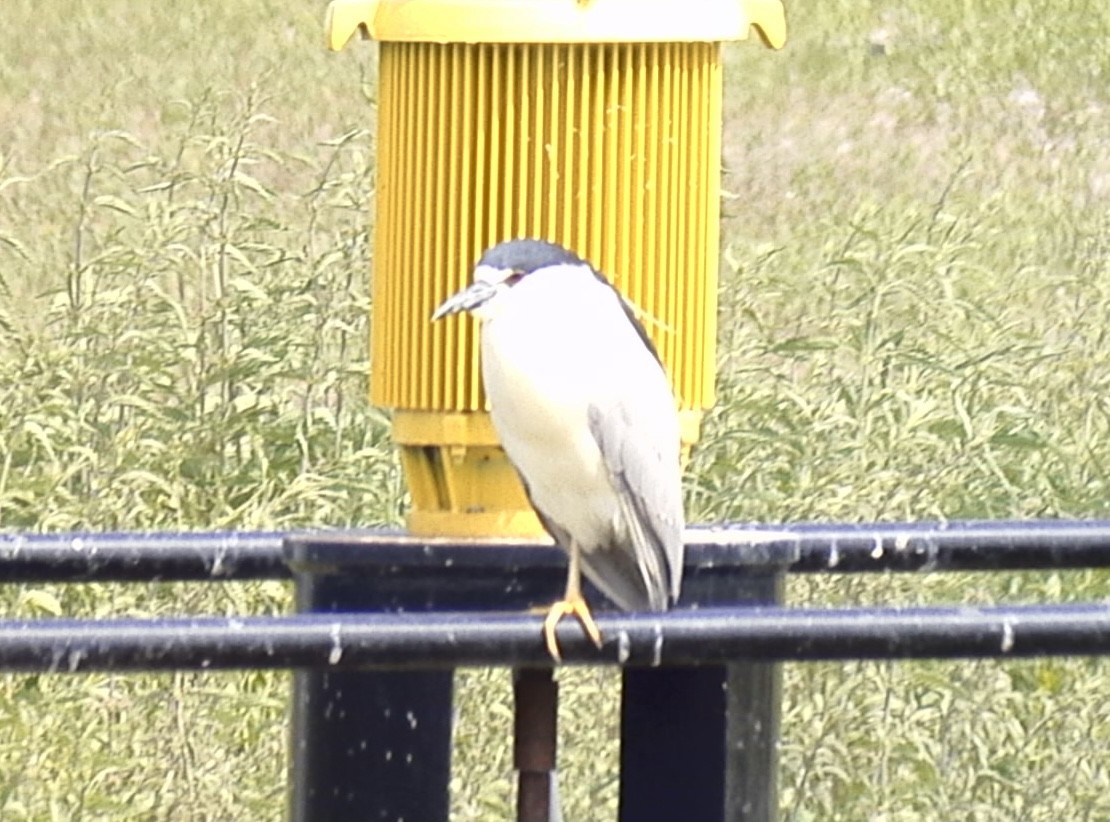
1, 0, 1107, 818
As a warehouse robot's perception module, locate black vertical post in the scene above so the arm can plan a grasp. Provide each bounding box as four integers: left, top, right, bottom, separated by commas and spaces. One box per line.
619, 572, 783, 822
285, 535, 568, 822
288, 571, 453, 822
725, 657, 782, 820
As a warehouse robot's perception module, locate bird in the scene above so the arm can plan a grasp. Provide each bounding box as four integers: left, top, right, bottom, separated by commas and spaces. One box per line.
431, 238, 685, 660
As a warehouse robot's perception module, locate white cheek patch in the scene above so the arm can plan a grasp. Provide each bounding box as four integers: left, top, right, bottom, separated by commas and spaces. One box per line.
473, 265, 512, 287
469, 266, 530, 322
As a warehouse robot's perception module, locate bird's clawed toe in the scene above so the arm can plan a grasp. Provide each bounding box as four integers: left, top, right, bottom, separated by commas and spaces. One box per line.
542, 595, 603, 661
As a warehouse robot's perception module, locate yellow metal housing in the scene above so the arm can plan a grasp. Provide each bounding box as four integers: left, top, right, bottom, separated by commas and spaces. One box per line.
327, 0, 785, 536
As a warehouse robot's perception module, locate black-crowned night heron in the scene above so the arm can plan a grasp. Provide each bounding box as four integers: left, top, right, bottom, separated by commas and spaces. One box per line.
432, 238, 685, 660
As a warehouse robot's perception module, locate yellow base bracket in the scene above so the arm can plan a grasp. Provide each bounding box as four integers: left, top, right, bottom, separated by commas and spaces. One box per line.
395, 410, 703, 538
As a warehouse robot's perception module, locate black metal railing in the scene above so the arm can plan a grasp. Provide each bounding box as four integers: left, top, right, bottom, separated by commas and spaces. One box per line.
2, 602, 1108, 671
2, 521, 1109, 822
7, 519, 1110, 583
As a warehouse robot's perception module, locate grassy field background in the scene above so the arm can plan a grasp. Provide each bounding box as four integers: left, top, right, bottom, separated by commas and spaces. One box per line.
1, 0, 1108, 819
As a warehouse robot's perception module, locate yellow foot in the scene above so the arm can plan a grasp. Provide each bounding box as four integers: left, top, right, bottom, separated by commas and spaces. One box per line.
542, 596, 603, 661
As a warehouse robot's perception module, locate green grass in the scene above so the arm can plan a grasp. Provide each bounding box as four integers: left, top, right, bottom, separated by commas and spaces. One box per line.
1, 0, 1109, 818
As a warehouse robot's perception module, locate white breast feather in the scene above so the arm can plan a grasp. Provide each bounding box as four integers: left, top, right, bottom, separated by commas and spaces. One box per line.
479, 265, 657, 551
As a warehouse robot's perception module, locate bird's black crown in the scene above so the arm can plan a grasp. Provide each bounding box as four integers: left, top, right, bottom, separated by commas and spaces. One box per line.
477, 238, 587, 274
476, 238, 661, 365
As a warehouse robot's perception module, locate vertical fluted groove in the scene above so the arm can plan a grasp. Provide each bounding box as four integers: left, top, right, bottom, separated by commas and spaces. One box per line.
373, 42, 721, 413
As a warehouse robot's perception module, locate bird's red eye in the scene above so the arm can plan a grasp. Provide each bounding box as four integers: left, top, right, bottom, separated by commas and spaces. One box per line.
505, 271, 525, 287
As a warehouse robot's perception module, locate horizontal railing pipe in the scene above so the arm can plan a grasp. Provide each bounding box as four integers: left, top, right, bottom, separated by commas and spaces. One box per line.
730, 519, 1110, 572
5, 520, 1110, 583
0, 604, 1108, 673
0, 531, 289, 582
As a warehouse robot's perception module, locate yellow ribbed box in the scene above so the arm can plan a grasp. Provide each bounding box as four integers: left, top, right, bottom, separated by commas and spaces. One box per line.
326, 0, 785, 536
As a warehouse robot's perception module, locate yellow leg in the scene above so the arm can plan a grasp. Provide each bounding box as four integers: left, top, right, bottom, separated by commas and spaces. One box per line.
542, 540, 603, 661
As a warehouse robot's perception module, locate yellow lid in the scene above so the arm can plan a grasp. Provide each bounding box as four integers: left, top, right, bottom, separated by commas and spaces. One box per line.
326, 0, 785, 49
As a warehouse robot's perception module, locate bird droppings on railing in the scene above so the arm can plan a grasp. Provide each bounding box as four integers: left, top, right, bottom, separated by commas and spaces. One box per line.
650, 622, 665, 667
329, 623, 344, 665
616, 630, 632, 664
870, 537, 883, 559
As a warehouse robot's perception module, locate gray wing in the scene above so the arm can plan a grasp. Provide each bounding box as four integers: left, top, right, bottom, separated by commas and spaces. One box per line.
586, 398, 685, 611
518, 464, 653, 612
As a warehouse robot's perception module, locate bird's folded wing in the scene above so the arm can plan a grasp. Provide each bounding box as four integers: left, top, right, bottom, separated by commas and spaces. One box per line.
587, 400, 684, 610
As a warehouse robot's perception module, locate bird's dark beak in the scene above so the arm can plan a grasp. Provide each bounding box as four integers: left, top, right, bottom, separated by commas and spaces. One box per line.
431, 280, 497, 321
